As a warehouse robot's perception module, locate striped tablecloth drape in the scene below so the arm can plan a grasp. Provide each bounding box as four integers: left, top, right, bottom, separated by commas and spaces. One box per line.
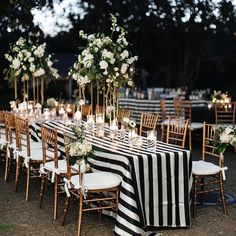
30, 121, 192, 236
118, 98, 210, 124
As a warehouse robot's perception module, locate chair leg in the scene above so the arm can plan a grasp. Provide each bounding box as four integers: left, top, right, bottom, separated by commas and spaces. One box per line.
39, 176, 46, 209
189, 129, 192, 151
99, 193, 102, 223
200, 178, 204, 204
77, 192, 83, 236
25, 163, 31, 202
192, 176, 198, 218
219, 176, 228, 214
62, 196, 70, 226
161, 125, 165, 141
4, 148, 9, 181
14, 157, 21, 193
53, 175, 59, 220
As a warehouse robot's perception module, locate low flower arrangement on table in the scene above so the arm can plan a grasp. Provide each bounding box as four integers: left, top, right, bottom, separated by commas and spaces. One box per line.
69, 124, 93, 173
122, 117, 136, 131
211, 90, 231, 104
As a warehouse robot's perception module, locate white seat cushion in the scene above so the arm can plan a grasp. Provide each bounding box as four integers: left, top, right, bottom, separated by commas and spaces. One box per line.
189, 122, 203, 131
0, 136, 7, 146
192, 160, 221, 176
161, 119, 169, 126
44, 160, 68, 173
20, 148, 60, 161
21, 149, 43, 161
71, 172, 121, 190
30, 140, 42, 149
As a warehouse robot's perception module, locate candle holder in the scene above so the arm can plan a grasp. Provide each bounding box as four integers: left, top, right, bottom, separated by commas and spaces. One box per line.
74, 109, 82, 125
110, 120, 118, 140
128, 129, 137, 146
96, 113, 104, 138
87, 115, 95, 134
119, 125, 126, 141
43, 108, 50, 121
147, 130, 157, 151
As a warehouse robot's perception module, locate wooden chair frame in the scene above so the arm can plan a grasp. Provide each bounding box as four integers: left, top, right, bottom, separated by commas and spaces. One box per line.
39, 125, 63, 220
15, 117, 43, 201
192, 123, 227, 217
166, 116, 189, 148
61, 144, 120, 236
215, 102, 236, 127
4, 112, 16, 181
139, 112, 159, 137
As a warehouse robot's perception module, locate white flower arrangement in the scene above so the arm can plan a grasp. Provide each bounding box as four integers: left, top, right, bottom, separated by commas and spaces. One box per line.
211, 90, 231, 104
69, 124, 93, 171
4, 37, 59, 86
122, 117, 136, 130
68, 14, 138, 93
46, 98, 58, 109
212, 125, 236, 154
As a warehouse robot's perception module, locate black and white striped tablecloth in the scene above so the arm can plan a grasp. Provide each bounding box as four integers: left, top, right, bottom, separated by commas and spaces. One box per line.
118, 98, 210, 124
30, 121, 192, 236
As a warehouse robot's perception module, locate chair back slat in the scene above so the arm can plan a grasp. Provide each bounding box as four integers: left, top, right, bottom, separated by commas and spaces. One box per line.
41, 126, 58, 166
215, 102, 236, 126
15, 117, 31, 156
5, 112, 16, 145
166, 117, 189, 148
202, 122, 222, 166
139, 112, 158, 136
81, 104, 92, 119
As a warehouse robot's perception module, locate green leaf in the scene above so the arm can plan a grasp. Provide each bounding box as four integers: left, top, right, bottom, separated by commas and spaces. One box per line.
69, 156, 77, 166
216, 144, 226, 154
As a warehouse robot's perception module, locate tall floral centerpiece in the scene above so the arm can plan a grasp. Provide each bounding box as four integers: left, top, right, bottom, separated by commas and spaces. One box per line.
68, 14, 138, 119
4, 37, 59, 104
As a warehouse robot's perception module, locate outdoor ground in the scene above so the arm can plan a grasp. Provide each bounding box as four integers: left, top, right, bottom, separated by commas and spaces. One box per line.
1, 145, 236, 236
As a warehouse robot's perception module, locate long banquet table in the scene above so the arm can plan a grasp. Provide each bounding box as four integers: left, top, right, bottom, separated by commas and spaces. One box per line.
30, 120, 192, 236
118, 98, 211, 124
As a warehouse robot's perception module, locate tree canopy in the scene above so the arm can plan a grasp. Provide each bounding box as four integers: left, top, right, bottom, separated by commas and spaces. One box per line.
1, 0, 236, 95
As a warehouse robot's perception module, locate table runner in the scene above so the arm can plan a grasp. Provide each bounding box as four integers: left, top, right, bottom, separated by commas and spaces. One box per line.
30, 120, 192, 236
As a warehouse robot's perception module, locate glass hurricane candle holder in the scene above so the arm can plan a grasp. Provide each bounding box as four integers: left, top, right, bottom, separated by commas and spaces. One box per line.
96, 113, 105, 138
128, 129, 137, 146
119, 125, 126, 141
110, 120, 118, 140
74, 109, 82, 125
43, 108, 50, 121
87, 115, 95, 134
147, 130, 157, 151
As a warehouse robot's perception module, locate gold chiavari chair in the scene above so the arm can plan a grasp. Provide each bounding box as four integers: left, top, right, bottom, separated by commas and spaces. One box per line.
4, 112, 17, 181
95, 105, 104, 114
215, 102, 236, 127
192, 123, 228, 217
81, 104, 92, 120
0, 111, 8, 180
39, 125, 68, 220
162, 99, 203, 150
65, 103, 76, 118
14, 117, 43, 201
139, 112, 159, 137
61, 143, 121, 236
177, 100, 203, 150
166, 116, 189, 148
